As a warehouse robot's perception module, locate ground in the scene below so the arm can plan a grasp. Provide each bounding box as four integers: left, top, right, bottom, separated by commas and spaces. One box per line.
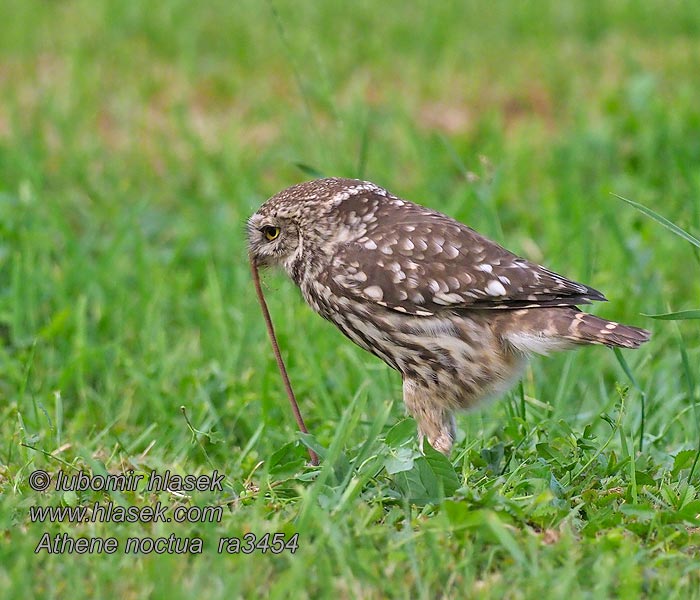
1, 1, 700, 598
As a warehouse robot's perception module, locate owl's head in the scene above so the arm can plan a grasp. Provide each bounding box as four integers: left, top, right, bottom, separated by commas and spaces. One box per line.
248, 178, 374, 270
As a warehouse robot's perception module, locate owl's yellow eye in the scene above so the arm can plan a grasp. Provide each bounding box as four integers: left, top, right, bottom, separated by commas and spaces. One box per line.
261, 225, 281, 241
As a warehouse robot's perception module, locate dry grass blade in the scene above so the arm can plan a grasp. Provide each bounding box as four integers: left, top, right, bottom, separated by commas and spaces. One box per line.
250, 256, 320, 466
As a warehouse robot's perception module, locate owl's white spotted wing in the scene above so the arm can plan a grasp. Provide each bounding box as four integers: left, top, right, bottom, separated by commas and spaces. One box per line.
326, 194, 606, 317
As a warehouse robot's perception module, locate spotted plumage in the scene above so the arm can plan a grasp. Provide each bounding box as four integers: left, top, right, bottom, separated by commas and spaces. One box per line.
248, 178, 650, 454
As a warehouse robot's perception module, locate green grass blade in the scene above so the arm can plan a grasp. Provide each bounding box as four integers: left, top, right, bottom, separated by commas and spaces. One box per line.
615, 193, 700, 249
643, 309, 700, 320
613, 347, 647, 453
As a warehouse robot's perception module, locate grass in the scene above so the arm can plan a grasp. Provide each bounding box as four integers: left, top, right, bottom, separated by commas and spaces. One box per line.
1, 0, 700, 597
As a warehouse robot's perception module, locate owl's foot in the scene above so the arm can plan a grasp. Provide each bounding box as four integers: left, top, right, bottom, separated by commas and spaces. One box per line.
404, 379, 456, 455
418, 428, 455, 455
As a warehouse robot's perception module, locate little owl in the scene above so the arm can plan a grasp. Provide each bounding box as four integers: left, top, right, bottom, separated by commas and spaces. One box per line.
247, 178, 650, 454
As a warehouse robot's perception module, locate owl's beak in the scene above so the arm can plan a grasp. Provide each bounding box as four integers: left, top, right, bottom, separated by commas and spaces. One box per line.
248, 251, 261, 268
248, 251, 272, 269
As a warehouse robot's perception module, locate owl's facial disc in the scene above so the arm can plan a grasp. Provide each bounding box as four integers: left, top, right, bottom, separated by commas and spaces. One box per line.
246, 212, 299, 268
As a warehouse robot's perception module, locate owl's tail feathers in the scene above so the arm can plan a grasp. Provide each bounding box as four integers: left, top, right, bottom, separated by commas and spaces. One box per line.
566, 312, 651, 349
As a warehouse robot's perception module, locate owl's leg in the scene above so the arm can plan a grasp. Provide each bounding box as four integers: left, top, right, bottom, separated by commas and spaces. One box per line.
402, 378, 456, 455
